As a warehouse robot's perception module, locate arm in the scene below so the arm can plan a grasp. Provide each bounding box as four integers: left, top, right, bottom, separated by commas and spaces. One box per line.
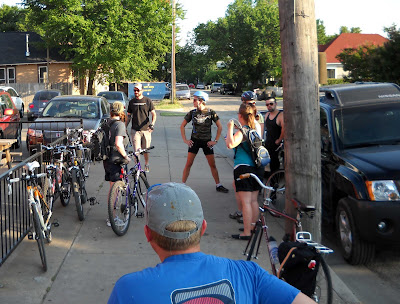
276, 113, 284, 145
225, 120, 243, 149
180, 119, 193, 147
208, 119, 222, 148
115, 135, 130, 162
291, 292, 317, 304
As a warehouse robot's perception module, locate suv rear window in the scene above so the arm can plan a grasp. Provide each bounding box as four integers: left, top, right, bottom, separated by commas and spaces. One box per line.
35, 91, 60, 101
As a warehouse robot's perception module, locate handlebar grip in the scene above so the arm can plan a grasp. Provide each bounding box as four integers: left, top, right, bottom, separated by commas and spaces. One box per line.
147, 146, 155, 151
239, 173, 251, 179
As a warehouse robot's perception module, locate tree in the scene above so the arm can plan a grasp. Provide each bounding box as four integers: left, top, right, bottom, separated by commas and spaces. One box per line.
316, 19, 337, 45
194, 0, 281, 91
23, 0, 173, 94
0, 4, 26, 32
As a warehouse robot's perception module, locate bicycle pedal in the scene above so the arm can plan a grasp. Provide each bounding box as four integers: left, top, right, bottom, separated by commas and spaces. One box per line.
136, 212, 144, 218
52, 220, 60, 227
88, 197, 99, 205
28, 232, 33, 240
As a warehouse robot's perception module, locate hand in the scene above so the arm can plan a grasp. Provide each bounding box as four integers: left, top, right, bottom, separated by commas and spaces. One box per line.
207, 140, 217, 148
184, 139, 193, 147
275, 139, 282, 145
227, 119, 234, 129
124, 156, 131, 163
147, 127, 154, 133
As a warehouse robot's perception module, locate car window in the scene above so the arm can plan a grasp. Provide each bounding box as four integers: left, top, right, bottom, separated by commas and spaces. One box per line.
176, 85, 189, 91
42, 99, 100, 119
36, 91, 60, 101
101, 99, 109, 115
0, 94, 14, 110
98, 92, 123, 100
7, 88, 16, 97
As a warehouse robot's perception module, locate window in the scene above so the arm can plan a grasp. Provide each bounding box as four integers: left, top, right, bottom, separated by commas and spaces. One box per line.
39, 66, 48, 83
7, 67, 15, 83
0, 68, 5, 84
1, 93, 14, 109
327, 69, 335, 79
7, 88, 17, 97
320, 108, 332, 152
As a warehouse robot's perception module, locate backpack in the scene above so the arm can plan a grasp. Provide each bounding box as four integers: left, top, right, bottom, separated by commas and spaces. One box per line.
92, 119, 117, 161
277, 241, 320, 297
239, 127, 270, 168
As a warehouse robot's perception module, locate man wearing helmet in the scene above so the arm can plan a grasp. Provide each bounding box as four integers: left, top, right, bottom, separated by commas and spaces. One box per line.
180, 91, 229, 193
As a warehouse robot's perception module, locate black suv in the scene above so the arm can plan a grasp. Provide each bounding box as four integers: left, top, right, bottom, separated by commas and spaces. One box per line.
220, 83, 235, 95
320, 82, 400, 265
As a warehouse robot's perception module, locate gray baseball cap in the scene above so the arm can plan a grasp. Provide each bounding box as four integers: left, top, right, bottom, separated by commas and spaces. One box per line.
133, 83, 143, 90
145, 183, 204, 240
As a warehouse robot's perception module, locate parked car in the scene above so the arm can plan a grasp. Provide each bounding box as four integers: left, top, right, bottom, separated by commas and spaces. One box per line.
97, 91, 129, 109
210, 82, 223, 93
0, 91, 21, 148
26, 95, 110, 152
0, 86, 24, 118
188, 83, 195, 89
27, 89, 63, 121
196, 83, 205, 89
175, 84, 191, 100
220, 83, 235, 95
320, 82, 400, 265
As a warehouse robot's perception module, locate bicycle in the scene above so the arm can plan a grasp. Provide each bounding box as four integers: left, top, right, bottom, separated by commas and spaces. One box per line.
7, 161, 57, 271
108, 147, 153, 236
239, 172, 333, 304
65, 128, 92, 221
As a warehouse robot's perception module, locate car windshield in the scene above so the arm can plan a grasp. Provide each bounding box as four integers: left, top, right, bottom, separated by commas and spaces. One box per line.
334, 103, 400, 149
176, 85, 189, 91
214, 83, 222, 87
42, 99, 100, 119
36, 91, 59, 101
98, 92, 123, 100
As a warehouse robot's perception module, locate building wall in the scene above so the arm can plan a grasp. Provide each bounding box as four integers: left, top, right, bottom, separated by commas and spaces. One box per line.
49, 63, 73, 83
14, 63, 73, 84
16, 65, 38, 83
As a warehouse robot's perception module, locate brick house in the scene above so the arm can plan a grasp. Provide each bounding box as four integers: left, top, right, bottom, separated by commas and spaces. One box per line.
318, 33, 388, 79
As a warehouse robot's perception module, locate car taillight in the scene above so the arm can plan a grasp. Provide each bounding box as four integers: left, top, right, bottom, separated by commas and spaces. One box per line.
4, 109, 14, 116
29, 104, 34, 109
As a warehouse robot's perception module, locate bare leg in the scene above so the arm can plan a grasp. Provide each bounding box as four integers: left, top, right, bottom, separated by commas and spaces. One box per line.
182, 152, 197, 183
144, 152, 149, 165
205, 154, 220, 184
250, 191, 260, 224
238, 191, 253, 236
233, 181, 242, 212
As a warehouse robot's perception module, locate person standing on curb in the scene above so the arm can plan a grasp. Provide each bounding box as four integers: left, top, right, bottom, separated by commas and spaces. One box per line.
108, 182, 314, 304
126, 83, 156, 173
264, 96, 284, 176
180, 91, 229, 193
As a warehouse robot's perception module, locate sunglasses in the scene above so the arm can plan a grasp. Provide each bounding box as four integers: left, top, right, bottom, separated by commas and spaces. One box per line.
134, 89, 140, 92
266, 102, 275, 106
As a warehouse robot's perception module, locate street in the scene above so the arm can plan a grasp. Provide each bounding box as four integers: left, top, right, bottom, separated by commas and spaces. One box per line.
0, 92, 399, 303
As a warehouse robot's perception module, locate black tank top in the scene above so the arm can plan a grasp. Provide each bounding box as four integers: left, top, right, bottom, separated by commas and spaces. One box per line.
265, 111, 282, 146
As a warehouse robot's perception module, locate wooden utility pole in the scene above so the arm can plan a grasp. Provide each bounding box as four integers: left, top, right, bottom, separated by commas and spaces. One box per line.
278, 0, 321, 242
171, 0, 176, 104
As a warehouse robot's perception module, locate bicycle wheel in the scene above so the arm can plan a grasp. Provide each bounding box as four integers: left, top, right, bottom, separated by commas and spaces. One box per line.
71, 168, 85, 221
246, 224, 261, 261
60, 167, 71, 207
312, 255, 333, 304
135, 172, 150, 207
31, 204, 47, 272
39, 183, 52, 243
108, 181, 131, 236
265, 170, 286, 215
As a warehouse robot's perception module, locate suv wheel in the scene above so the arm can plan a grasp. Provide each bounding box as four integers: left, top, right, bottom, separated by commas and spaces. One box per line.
336, 198, 375, 265
20, 104, 24, 118
13, 127, 21, 149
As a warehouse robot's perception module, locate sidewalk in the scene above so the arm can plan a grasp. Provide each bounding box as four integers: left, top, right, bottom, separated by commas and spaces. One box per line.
0, 107, 359, 303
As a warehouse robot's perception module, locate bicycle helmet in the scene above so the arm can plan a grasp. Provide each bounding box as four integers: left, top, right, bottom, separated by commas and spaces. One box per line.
193, 91, 209, 103
241, 91, 256, 102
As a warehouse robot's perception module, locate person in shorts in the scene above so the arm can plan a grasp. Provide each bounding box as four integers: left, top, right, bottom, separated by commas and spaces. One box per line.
225, 103, 265, 239
180, 91, 228, 193
126, 83, 156, 173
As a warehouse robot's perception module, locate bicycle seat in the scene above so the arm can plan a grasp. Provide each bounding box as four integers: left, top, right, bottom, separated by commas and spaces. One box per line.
25, 161, 40, 172
291, 198, 315, 213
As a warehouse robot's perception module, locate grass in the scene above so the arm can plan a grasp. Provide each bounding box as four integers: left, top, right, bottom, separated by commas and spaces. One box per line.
155, 100, 183, 110
160, 112, 185, 116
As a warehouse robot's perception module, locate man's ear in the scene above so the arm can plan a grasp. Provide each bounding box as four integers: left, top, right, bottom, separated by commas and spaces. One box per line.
144, 225, 152, 242
200, 220, 207, 236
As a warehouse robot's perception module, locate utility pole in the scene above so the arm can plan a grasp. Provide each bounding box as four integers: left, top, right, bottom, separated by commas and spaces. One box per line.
278, 0, 321, 242
171, 0, 176, 104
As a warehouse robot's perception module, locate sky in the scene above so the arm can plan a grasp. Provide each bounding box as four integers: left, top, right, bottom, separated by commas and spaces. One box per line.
1, 0, 399, 46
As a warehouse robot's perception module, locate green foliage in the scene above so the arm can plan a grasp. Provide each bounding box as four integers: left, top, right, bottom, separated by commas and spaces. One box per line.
337, 25, 400, 84
23, 0, 173, 94
327, 78, 349, 85
0, 4, 26, 32
193, 0, 281, 90
316, 19, 337, 45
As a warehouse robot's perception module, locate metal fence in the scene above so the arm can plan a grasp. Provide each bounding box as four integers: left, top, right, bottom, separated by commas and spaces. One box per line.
0, 121, 82, 266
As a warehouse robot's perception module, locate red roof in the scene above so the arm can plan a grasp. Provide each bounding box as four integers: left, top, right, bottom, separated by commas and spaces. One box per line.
318, 33, 388, 63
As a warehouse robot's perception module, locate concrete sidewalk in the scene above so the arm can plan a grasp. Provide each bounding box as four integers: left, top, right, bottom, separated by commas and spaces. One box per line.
0, 107, 359, 303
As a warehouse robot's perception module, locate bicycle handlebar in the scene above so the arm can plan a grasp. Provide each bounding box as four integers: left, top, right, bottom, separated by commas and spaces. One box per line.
237, 173, 275, 191
128, 146, 154, 156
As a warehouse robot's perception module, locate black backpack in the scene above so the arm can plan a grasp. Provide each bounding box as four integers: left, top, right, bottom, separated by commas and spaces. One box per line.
92, 119, 117, 161
239, 127, 270, 168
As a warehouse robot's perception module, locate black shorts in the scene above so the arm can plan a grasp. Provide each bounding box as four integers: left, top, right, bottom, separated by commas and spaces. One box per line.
188, 138, 214, 155
103, 160, 123, 182
234, 165, 264, 192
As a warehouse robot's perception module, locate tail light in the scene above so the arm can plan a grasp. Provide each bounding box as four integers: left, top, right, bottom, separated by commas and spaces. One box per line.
29, 104, 35, 109
4, 109, 14, 116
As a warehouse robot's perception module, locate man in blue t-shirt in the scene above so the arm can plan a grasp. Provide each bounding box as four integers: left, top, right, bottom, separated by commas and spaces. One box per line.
108, 183, 316, 304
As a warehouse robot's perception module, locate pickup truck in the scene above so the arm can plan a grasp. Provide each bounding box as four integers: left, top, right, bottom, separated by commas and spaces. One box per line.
320, 82, 400, 265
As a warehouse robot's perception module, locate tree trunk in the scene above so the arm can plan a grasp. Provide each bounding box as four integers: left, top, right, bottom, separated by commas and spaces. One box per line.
278, 0, 321, 242
86, 70, 96, 95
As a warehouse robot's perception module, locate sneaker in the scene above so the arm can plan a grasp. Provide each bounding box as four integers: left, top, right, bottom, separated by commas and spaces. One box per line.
106, 218, 111, 227
229, 211, 242, 220
144, 165, 150, 173
216, 185, 229, 193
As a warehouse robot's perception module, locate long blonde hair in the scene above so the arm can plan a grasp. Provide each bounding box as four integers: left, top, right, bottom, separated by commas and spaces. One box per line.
239, 103, 256, 130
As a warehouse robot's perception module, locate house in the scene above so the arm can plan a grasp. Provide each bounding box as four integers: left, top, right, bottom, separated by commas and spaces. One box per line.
318, 33, 388, 79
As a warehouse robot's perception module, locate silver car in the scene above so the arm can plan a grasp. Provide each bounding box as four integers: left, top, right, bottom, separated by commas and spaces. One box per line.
176, 84, 191, 100
97, 91, 129, 109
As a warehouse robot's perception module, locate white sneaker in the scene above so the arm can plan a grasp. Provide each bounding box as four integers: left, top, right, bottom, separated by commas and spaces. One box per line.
106, 218, 111, 227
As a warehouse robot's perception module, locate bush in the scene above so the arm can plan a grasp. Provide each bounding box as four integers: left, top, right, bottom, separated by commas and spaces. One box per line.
327, 78, 350, 85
